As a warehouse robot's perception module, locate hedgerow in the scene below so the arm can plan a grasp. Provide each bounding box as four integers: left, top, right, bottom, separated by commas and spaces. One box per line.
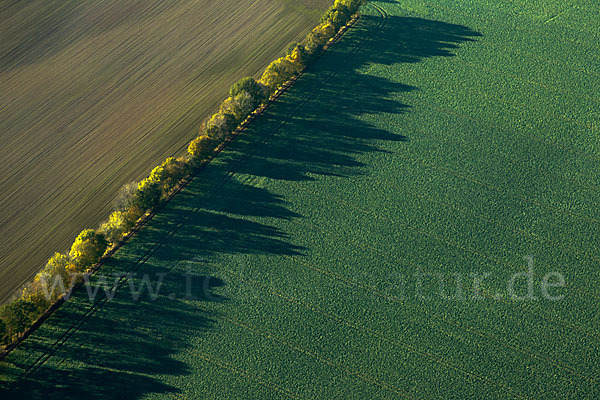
0, 0, 365, 348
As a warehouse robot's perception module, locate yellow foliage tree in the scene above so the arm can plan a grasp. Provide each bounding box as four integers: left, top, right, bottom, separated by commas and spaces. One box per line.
259, 56, 302, 93
69, 229, 108, 271
188, 135, 216, 159
99, 210, 131, 244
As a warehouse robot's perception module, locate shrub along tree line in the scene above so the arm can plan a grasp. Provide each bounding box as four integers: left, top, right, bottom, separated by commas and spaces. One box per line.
0, 0, 365, 346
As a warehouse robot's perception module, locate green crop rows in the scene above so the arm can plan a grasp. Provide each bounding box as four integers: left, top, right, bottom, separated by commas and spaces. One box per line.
1, 0, 599, 398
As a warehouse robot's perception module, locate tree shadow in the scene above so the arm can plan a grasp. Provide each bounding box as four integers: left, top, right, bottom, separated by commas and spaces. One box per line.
0, 10, 481, 399
0, 266, 225, 399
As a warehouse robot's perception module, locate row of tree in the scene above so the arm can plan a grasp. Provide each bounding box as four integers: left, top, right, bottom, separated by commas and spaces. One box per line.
0, 0, 365, 346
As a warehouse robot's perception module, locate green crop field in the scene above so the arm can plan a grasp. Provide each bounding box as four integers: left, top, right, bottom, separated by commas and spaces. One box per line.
0, 0, 330, 304
2, 0, 600, 398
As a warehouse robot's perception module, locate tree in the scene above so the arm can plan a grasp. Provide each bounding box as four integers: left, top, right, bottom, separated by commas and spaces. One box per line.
331, 10, 349, 30
259, 56, 301, 93
153, 157, 188, 196
124, 205, 145, 227
220, 91, 256, 122
23, 252, 77, 310
229, 77, 267, 108
188, 135, 216, 159
287, 44, 310, 67
69, 229, 108, 270
38, 252, 71, 299
99, 210, 131, 244
0, 300, 37, 338
335, 0, 364, 15
302, 22, 336, 55
203, 112, 238, 140
135, 174, 163, 211
321, 4, 350, 30
0, 318, 6, 344
22, 279, 52, 313
286, 41, 300, 56
114, 181, 140, 211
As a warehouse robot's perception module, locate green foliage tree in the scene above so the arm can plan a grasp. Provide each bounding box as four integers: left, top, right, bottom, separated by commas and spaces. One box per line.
69, 229, 108, 270
45, 252, 70, 280
229, 77, 267, 108
0, 318, 6, 345
135, 174, 163, 211
286, 41, 300, 56
125, 206, 145, 225
22, 279, 52, 313
321, 4, 350, 30
21, 252, 73, 311
332, 10, 349, 30
220, 91, 256, 122
0, 300, 37, 339
320, 6, 334, 24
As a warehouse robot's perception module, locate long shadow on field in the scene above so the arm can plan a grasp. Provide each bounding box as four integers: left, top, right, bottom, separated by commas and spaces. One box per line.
220, 14, 481, 183
0, 263, 225, 399
0, 11, 480, 400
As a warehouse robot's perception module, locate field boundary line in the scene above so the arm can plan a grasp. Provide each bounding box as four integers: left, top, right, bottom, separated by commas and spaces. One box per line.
543, 5, 576, 25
